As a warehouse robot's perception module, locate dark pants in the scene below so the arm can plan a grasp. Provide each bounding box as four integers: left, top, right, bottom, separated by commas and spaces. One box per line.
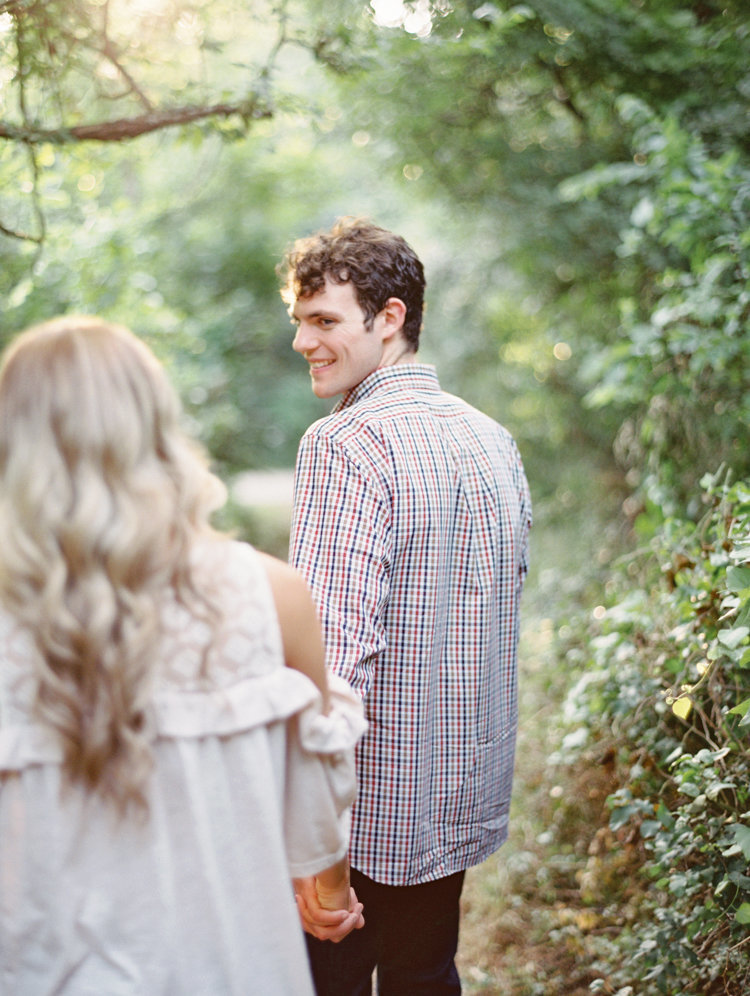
306, 867, 465, 996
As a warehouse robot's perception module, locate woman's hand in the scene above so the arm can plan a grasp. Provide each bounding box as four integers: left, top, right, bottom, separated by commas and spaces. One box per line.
293, 876, 365, 943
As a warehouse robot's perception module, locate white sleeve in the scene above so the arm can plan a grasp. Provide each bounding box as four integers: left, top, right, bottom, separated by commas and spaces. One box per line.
283, 674, 367, 878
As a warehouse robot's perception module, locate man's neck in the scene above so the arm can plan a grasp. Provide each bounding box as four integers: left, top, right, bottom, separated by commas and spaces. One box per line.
380, 339, 417, 367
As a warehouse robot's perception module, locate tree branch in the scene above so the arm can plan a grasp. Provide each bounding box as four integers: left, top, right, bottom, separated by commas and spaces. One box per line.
12, 2, 45, 246
0, 219, 43, 242
0, 99, 273, 144
91, 0, 154, 113
0, 1, 40, 13
97, 39, 154, 113
535, 56, 587, 126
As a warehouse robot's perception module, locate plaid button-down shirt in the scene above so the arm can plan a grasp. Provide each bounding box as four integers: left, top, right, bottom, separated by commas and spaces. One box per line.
290, 364, 531, 885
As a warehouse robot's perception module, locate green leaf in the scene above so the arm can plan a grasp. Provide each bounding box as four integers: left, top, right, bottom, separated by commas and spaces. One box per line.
718, 626, 750, 650
728, 696, 750, 717
706, 780, 737, 801
639, 819, 661, 838
737, 903, 750, 925
730, 824, 750, 862
656, 802, 675, 829
610, 804, 642, 831
726, 566, 750, 593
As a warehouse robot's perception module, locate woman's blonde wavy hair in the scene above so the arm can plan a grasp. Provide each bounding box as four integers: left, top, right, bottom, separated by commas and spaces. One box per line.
0, 316, 226, 814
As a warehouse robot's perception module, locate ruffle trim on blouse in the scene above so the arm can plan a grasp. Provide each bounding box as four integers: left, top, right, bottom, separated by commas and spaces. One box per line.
296, 674, 367, 817
296, 674, 367, 755
0, 670, 366, 773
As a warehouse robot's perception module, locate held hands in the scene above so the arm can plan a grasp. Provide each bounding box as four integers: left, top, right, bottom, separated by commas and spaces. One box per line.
293, 875, 365, 943
315, 876, 352, 913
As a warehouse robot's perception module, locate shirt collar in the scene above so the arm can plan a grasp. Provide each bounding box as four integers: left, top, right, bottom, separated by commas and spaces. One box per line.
334, 363, 440, 412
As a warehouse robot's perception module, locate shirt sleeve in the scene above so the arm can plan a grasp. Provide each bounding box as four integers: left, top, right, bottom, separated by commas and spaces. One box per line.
290, 430, 391, 699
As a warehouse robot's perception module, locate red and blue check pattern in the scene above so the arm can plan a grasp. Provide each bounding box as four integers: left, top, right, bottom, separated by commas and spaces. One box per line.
290, 365, 531, 886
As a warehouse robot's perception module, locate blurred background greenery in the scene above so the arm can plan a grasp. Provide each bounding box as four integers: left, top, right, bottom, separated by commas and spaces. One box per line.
3, 1, 747, 511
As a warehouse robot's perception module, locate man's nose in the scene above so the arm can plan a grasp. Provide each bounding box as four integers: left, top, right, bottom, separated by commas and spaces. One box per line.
292, 322, 315, 353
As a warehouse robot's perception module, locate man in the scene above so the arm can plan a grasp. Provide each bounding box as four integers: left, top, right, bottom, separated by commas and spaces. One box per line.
280, 217, 532, 995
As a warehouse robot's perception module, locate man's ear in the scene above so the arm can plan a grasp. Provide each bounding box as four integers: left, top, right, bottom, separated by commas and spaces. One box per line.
380, 297, 407, 341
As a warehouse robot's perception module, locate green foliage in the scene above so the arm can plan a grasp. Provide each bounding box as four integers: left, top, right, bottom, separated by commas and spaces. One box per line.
340, 0, 750, 512
0, 124, 390, 473
213, 497, 292, 560
4, 0, 746, 514
559, 472, 750, 993
1, 114, 479, 478
566, 100, 750, 512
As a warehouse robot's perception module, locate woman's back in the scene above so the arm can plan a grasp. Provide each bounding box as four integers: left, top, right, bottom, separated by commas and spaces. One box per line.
0, 537, 359, 995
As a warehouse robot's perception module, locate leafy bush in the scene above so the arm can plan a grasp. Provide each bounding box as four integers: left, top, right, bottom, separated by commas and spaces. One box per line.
559, 471, 750, 994
563, 99, 750, 515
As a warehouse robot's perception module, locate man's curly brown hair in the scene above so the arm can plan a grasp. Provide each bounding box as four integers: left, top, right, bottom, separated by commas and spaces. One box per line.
279, 217, 425, 350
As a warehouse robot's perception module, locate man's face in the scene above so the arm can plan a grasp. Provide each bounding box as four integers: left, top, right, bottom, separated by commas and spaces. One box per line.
291, 277, 387, 399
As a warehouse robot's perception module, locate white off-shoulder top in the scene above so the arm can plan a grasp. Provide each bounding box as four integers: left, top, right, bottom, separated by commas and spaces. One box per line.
0, 540, 366, 995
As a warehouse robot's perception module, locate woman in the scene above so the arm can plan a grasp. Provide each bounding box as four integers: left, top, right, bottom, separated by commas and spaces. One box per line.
0, 316, 365, 994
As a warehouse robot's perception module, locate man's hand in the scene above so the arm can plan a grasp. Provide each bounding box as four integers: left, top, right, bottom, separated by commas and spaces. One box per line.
293, 876, 365, 943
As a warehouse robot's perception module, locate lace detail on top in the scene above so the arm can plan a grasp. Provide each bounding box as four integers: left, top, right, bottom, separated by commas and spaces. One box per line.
0, 540, 365, 768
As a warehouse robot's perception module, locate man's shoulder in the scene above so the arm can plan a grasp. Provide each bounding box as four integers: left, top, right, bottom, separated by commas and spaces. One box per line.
443, 390, 515, 435
302, 392, 398, 442
299, 407, 387, 470
304, 385, 512, 441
